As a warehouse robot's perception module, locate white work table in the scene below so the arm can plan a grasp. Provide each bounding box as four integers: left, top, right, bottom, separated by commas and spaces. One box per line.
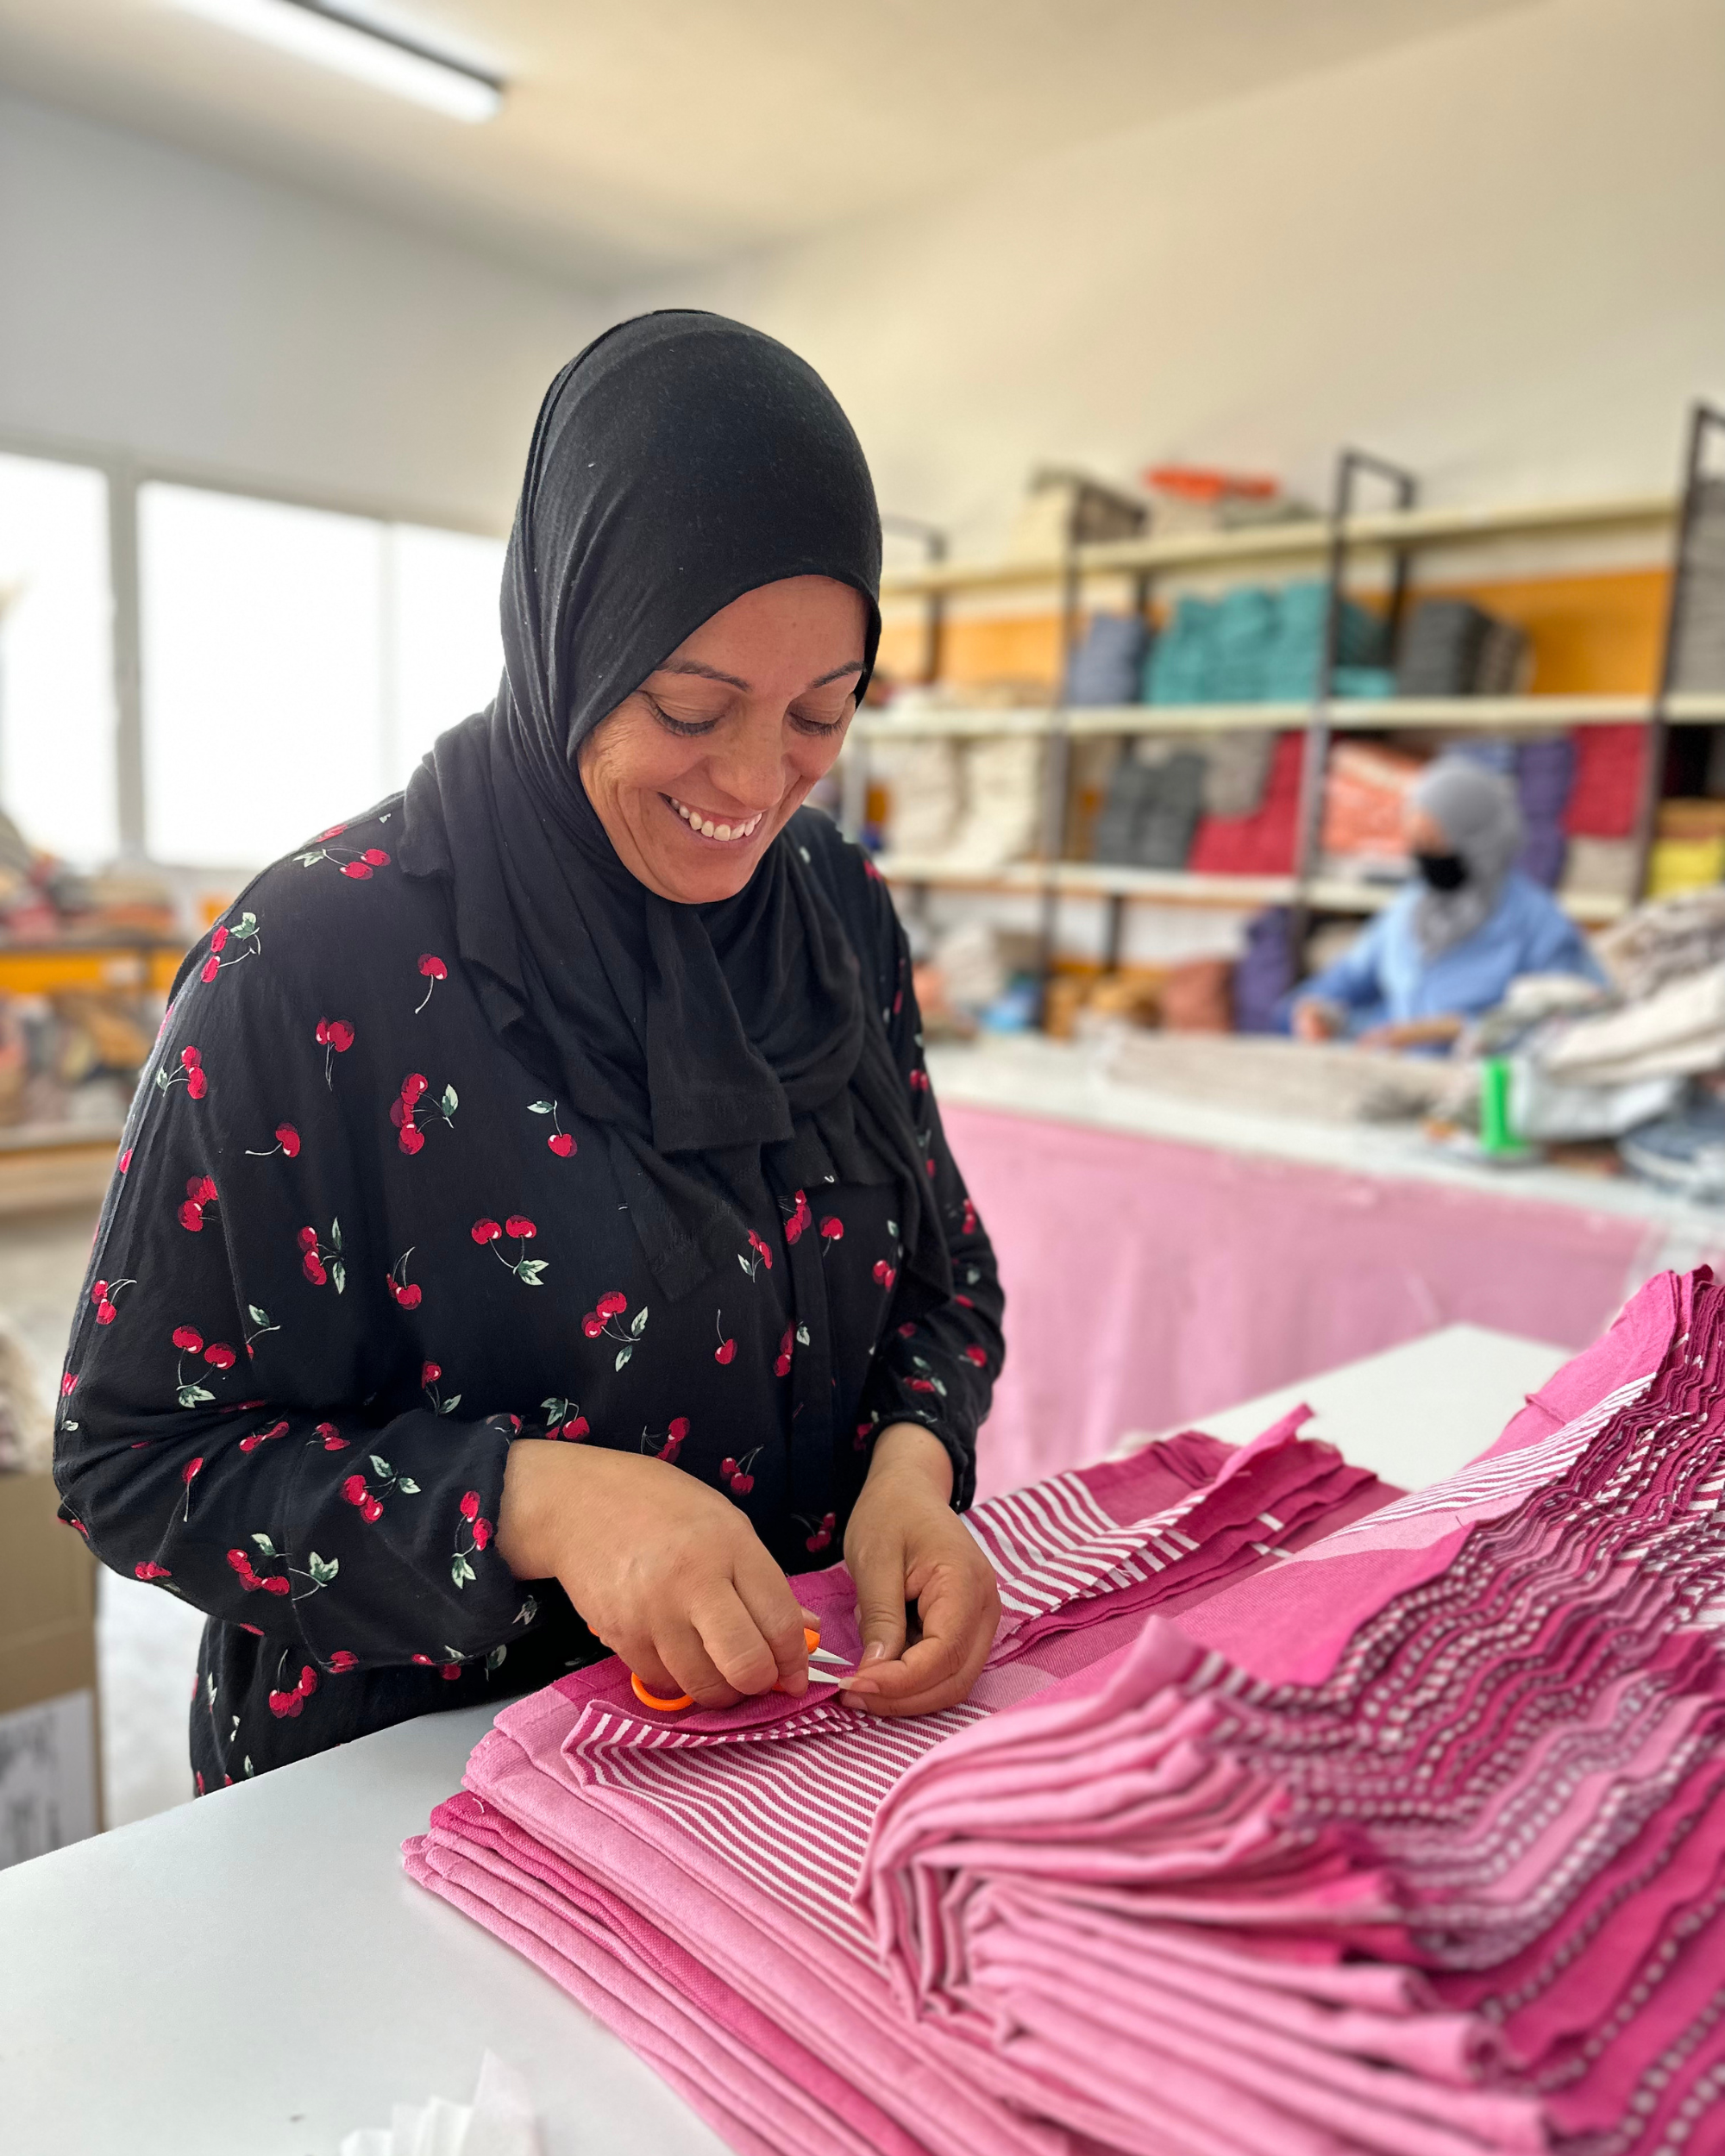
0, 1323, 1570, 2155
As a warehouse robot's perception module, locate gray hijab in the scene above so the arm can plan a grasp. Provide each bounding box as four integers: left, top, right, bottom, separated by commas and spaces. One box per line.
1408, 755, 1523, 957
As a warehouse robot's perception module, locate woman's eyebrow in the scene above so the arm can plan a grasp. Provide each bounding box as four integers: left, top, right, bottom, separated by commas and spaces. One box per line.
654, 658, 865, 692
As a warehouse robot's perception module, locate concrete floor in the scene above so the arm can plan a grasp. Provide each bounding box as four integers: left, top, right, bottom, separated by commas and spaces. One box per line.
0, 1203, 204, 1828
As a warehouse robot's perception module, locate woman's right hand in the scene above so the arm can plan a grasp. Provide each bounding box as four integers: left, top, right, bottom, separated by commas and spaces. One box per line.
1292, 999, 1340, 1043
495, 1439, 812, 1709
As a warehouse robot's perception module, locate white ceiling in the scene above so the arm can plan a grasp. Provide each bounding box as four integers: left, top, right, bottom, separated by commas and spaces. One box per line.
0, 0, 1548, 287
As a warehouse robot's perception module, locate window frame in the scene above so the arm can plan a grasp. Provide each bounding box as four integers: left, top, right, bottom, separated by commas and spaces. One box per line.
0, 423, 505, 862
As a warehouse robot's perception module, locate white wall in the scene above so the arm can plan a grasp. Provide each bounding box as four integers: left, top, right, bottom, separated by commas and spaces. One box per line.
620, 0, 1725, 554
0, 86, 603, 531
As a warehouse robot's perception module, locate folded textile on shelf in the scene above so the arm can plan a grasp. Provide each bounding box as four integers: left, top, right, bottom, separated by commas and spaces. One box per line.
405, 1423, 1383, 2156
1187, 731, 1304, 875
1598, 887, 1725, 1000
1536, 960, 1725, 1087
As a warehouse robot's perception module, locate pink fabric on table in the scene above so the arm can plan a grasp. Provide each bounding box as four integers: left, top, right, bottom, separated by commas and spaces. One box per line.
407, 1424, 1377, 2156
861, 1269, 1725, 2156
942, 1100, 1684, 1500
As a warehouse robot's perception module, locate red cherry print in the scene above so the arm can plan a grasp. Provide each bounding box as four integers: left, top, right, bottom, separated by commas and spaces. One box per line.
180, 1457, 204, 1488
189, 1176, 217, 1205
135, 1560, 172, 1581
954, 1294, 974, 1309
821, 1512, 835, 1530
418, 953, 447, 980
471, 1219, 501, 1244
327, 1021, 354, 1053
186, 1069, 208, 1099
897, 1322, 917, 1338
178, 1200, 204, 1232
296, 1664, 318, 1697
297, 1225, 318, 1250
200, 956, 220, 984
340, 1473, 367, 1506
411, 1653, 436, 1666
340, 862, 372, 880
581, 1313, 604, 1338
720, 1457, 738, 1476
261, 1573, 291, 1595
210, 924, 229, 953
398, 1124, 425, 1156
276, 1124, 300, 1156
441, 1664, 461, 1681
963, 1344, 988, 1367
317, 823, 348, 842
962, 1199, 977, 1237
401, 1073, 429, 1104
908, 1377, 936, 1394
302, 1253, 327, 1286
397, 1283, 422, 1310
60, 1372, 78, 1398
267, 1689, 300, 1717
90, 1279, 108, 1306
926, 1159, 936, 1177
472, 1518, 492, 1550
819, 1217, 843, 1243
204, 1343, 236, 1370
315, 1421, 343, 1449
360, 1495, 383, 1524
549, 1131, 575, 1157
668, 1417, 689, 1442
505, 1215, 536, 1240
95, 1300, 116, 1326
225, 1549, 255, 1580
715, 1337, 736, 1364
329, 1651, 358, 1672
597, 1290, 627, 1317
388, 1100, 407, 1129
361, 848, 390, 867
118, 1149, 131, 1174
179, 1046, 201, 1072
315, 1019, 330, 1046
561, 1415, 588, 1440
172, 1325, 204, 1352
459, 1489, 480, 1520
421, 1361, 442, 1388
805, 1531, 830, 1552
872, 1261, 897, 1290
730, 1473, 755, 1495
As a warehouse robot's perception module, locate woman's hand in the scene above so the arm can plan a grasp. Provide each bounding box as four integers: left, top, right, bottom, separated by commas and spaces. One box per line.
841, 1423, 1000, 1716
1292, 998, 1343, 1043
496, 1441, 812, 1709
1356, 1014, 1465, 1051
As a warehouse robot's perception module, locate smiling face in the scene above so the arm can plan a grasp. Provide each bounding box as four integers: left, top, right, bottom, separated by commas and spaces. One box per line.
576, 575, 868, 905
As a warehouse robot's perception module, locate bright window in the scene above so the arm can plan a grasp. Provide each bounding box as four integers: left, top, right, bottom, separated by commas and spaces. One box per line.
140, 484, 504, 869
0, 454, 117, 864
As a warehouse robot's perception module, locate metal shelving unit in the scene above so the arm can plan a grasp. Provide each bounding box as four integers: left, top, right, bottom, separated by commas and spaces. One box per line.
853, 406, 1725, 1005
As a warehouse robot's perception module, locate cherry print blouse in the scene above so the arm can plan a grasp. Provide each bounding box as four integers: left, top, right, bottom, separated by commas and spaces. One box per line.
53, 801, 1002, 1790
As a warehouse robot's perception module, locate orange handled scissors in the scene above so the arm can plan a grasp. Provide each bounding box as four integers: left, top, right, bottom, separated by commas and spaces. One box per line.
629, 1626, 852, 1712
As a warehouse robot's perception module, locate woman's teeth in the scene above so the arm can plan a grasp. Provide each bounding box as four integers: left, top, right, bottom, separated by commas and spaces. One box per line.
669, 799, 762, 843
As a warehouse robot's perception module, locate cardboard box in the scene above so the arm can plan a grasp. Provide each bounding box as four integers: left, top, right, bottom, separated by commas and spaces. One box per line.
0, 1471, 101, 1868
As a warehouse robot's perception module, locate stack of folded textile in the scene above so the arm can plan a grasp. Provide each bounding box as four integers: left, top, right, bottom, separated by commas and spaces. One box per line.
1187, 731, 1306, 875
1396, 597, 1527, 697
1672, 478, 1725, 694
408, 1269, 1725, 2156
1144, 584, 1387, 707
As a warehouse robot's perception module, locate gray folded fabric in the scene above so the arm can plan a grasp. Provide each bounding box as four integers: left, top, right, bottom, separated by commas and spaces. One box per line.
1201, 730, 1275, 819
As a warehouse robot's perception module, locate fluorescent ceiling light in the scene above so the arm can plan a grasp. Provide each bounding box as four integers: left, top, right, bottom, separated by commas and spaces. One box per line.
171, 0, 505, 122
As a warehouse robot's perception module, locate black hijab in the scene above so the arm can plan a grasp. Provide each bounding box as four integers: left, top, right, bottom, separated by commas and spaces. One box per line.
399, 311, 947, 1312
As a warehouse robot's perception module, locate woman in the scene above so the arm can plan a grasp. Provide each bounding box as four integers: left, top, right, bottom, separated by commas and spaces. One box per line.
55, 314, 1004, 1789
1290, 754, 1603, 1052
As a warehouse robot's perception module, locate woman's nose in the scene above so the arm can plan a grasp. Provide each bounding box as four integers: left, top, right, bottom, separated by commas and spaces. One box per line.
705, 718, 789, 812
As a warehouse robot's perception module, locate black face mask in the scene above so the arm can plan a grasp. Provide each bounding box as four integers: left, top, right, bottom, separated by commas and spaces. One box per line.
1415, 850, 1470, 893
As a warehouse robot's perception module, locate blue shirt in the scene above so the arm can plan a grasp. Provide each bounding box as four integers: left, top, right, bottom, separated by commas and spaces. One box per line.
1289, 872, 1603, 1037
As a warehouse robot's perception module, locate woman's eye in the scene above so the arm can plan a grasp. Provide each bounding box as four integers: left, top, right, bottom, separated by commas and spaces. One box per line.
790, 705, 850, 738
644, 695, 720, 738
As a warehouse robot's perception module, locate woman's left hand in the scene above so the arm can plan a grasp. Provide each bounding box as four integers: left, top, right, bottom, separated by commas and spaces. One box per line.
841, 1422, 1000, 1716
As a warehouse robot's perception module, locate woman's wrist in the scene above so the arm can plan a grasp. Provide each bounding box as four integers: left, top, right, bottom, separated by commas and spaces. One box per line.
496, 1437, 599, 1581
864, 1421, 954, 1506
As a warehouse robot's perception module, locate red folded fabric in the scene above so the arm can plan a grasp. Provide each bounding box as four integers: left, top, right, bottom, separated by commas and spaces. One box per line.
1565, 724, 1647, 837
1188, 732, 1305, 874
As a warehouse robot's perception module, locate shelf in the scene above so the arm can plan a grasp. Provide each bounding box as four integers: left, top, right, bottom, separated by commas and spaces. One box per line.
879, 490, 1677, 601
1304, 877, 1627, 925
854, 693, 1717, 743
875, 854, 1627, 924
875, 856, 1295, 910
0, 937, 185, 995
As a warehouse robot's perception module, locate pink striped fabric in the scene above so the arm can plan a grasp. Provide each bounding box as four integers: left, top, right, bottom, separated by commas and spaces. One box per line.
405, 1269, 1725, 2155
